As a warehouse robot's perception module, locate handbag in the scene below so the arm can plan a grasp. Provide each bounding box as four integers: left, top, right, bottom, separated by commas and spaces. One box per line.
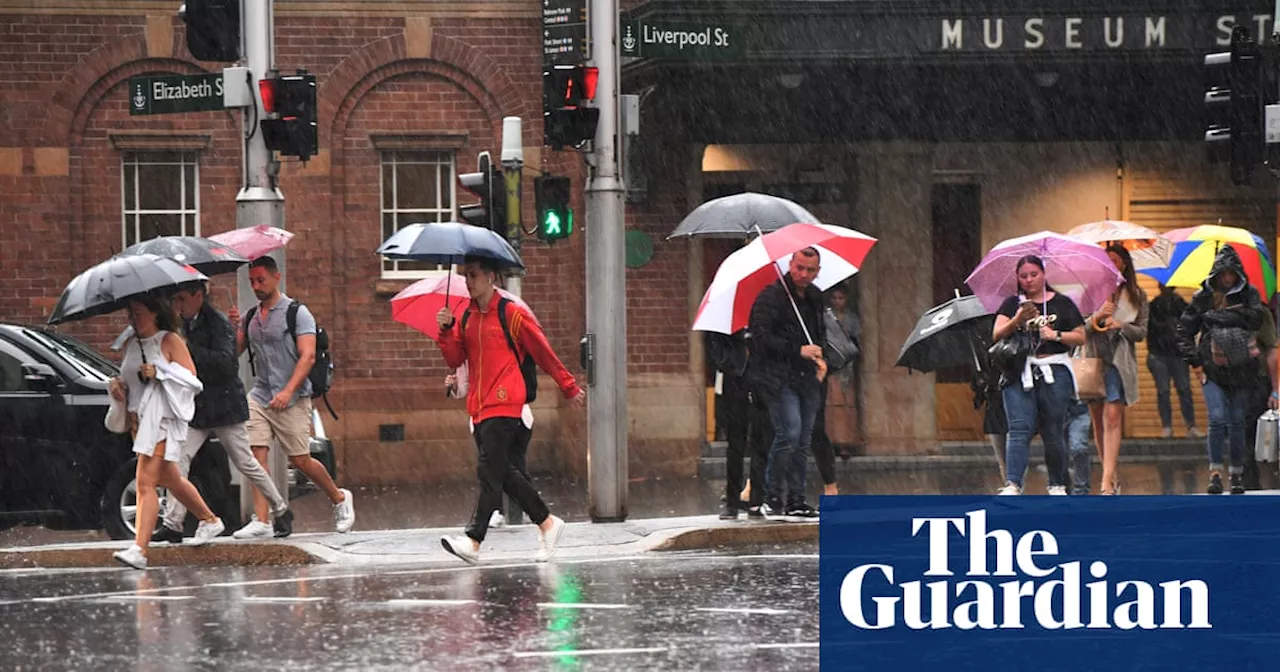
1071, 343, 1106, 401
1209, 327, 1260, 368
104, 393, 128, 434
822, 308, 860, 373
1256, 409, 1279, 463
987, 330, 1031, 377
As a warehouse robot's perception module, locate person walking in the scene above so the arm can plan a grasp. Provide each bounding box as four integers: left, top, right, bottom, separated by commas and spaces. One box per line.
748, 248, 827, 518
1064, 397, 1094, 495
435, 256, 585, 564
1177, 246, 1266, 495
1147, 283, 1201, 439
1084, 245, 1149, 495
110, 292, 225, 569
156, 281, 293, 542
990, 255, 1086, 495
810, 285, 860, 497
708, 329, 760, 519
230, 257, 354, 532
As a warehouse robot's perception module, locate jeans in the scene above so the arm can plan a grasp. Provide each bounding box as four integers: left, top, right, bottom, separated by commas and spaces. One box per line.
465, 417, 550, 543
165, 423, 287, 531
1201, 380, 1251, 473
1065, 405, 1093, 495
1001, 365, 1073, 488
764, 378, 822, 506
1147, 353, 1196, 429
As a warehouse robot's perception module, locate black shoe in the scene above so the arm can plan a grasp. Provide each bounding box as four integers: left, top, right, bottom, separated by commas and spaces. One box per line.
785, 502, 819, 519
1229, 474, 1245, 495
273, 509, 295, 538
1207, 471, 1224, 495
153, 526, 184, 544
745, 506, 764, 520
719, 502, 740, 520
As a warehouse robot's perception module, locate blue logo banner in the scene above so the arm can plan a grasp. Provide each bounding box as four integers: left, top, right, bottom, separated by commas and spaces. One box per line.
819, 496, 1280, 671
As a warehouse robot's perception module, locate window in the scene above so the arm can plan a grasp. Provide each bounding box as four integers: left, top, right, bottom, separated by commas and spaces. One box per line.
121, 151, 199, 248
380, 151, 456, 278
0, 342, 32, 393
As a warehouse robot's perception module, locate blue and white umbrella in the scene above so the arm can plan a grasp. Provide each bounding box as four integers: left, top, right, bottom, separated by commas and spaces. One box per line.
376, 222, 524, 270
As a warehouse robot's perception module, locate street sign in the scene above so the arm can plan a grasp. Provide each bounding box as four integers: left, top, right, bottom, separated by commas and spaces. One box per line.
543, 0, 588, 65
620, 19, 743, 60
129, 73, 225, 116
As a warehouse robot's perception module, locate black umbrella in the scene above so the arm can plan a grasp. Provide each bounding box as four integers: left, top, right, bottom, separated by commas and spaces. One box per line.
47, 254, 208, 325
121, 235, 250, 276
377, 222, 524, 269
895, 295, 995, 373
666, 192, 824, 240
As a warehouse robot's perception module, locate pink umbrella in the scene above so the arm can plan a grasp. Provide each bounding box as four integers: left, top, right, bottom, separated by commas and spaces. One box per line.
391, 273, 537, 341
207, 225, 295, 260
965, 231, 1124, 315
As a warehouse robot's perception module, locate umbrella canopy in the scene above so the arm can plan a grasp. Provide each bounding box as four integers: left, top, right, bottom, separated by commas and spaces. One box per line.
390, 274, 537, 341
48, 254, 208, 325
895, 295, 994, 373
1066, 219, 1173, 271
1138, 224, 1276, 298
965, 231, 1124, 315
207, 224, 295, 260
667, 192, 824, 240
692, 223, 877, 335
121, 235, 249, 276
377, 222, 524, 269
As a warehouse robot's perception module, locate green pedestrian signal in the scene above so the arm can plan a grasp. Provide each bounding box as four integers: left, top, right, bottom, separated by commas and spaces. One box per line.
535, 176, 573, 242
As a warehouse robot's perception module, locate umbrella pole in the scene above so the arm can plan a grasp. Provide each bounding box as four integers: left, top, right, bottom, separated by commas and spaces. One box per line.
755, 225, 815, 344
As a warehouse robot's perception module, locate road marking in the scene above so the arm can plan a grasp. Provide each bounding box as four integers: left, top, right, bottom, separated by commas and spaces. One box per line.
243, 596, 326, 604
105, 595, 195, 602
537, 602, 632, 610
385, 598, 476, 607
512, 646, 668, 659
696, 607, 794, 615
753, 642, 819, 650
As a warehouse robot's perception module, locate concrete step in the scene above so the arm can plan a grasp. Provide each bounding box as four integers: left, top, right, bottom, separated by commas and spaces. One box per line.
702, 438, 1206, 460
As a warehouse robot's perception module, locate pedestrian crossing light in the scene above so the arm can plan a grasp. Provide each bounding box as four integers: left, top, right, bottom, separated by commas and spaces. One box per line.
535, 176, 573, 242
179, 0, 240, 62
258, 71, 318, 161
458, 164, 507, 233
1203, 26, 1265, 185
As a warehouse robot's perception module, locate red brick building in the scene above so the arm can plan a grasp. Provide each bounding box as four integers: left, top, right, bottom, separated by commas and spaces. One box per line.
0, 1, 702, 486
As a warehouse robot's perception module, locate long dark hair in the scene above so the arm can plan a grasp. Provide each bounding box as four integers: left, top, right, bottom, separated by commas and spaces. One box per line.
1105, 244, 1144, 308
134, 290, 180, 333
1014, 255, 1055, 296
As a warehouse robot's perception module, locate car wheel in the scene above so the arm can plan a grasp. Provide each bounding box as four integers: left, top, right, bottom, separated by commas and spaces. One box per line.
100, 458, 174, 541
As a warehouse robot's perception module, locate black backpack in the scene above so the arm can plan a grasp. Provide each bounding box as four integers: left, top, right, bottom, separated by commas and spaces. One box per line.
246, 301, 338, 420
460, 297, 538, 403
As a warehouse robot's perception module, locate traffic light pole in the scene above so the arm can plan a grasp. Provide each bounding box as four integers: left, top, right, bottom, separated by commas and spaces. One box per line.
235, 0, 289, 521
585, 0, 628, 522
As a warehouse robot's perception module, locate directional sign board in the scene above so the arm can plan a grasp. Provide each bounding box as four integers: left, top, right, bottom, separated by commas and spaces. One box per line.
543, 0, 588, 65
620, 19, 743, 61
129, 73, 225, 116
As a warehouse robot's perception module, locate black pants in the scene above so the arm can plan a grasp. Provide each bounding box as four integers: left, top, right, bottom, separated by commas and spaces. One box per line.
811, 377, 837, 486
723, 373, 769, 508
465, 417, 549, 543
503, 422, 533, 521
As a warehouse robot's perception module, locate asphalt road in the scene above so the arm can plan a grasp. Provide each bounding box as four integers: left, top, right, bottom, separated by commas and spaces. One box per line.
0, 543, 819, 670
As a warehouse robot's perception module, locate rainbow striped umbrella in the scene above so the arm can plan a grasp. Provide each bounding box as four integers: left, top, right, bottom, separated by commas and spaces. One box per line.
1138, 224, 1276, 298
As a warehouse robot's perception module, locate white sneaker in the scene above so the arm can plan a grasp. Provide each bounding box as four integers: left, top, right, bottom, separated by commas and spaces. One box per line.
233, 519, 273, 540
1187, 427, 1204, 439
535, 515, 566, 562
997, 483, 1022, 496
441, 535, 480, 565
489, 511, 507, 528
190, 518, 225, 546
113, 544, 147, 570
333, 488, 355, 533
1160, 427, 1174, 439
1047, 485, 1068, 496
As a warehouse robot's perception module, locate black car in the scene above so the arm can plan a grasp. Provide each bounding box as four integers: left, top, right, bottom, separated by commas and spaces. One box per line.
0, 324, 240, 539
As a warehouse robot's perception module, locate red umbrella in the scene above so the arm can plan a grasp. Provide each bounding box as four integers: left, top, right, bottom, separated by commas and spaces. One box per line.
207, 225, 295, 260
391, 274, 538, 340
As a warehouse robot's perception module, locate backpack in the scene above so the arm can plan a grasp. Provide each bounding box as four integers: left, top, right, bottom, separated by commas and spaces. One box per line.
460, 297, 538, 403
1208, 326, 1261, 368
245, 301, 338, 420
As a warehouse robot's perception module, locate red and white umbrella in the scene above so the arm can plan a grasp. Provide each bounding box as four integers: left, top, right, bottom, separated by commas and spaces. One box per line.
391, 273, 537, 341
692, 223, 877, 335
207, 224, 295, 260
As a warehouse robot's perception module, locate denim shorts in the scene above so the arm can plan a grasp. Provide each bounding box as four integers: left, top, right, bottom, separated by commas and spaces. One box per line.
1104, 365, 1125, 404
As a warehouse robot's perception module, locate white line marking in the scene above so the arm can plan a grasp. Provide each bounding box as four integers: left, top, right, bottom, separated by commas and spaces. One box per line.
753, 642, 819, 650
385, 598, 477, 607
105, 595, 195, 602
242, 596, 326, 604
696, 607, 794, 616
512, 646, 668, 659
537, 602, 632, 610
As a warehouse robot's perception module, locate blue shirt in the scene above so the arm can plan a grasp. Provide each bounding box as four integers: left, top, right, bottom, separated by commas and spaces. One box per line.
244, 294, 316, 408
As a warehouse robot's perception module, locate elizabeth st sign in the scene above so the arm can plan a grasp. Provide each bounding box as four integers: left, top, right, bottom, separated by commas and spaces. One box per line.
130, 73, 224, 116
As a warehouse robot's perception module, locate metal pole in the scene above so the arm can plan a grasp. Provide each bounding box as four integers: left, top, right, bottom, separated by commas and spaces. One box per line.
235, 0, 289, 523
500, 116, 525, 525
585, 0, 628, 521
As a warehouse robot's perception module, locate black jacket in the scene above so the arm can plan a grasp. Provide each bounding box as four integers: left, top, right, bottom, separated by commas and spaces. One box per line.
185, 301, 249, 429
1176, 246, 1265, 387
1147, 292, 1187, 357
747, 275, 825, 398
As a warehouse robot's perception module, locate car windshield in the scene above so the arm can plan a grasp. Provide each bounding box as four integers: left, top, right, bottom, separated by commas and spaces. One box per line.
23, 328, 118, 382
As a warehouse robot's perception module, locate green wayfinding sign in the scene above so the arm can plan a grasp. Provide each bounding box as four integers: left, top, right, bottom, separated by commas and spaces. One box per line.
129, 73, 225, 116
620, 19, 742, 60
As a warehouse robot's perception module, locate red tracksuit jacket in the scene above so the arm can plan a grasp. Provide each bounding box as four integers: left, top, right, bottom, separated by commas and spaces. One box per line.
437, 292, 581, 423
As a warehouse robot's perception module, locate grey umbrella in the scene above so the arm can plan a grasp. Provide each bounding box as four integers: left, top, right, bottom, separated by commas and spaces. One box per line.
121, 235, 250, 276
666, 192, 824, 239
47, 253, 208, 325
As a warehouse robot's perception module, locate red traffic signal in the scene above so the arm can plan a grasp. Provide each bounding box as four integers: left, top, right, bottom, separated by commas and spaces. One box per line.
544, 65, 599, 108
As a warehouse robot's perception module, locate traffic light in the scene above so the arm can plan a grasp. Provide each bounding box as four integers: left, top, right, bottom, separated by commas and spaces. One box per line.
1204, 26, 1264, 185
259, 72, 318, 161
180, 0, 240, 62
535, 176, 573, 242
543, 65, 600, 149
458, 166, 507, 232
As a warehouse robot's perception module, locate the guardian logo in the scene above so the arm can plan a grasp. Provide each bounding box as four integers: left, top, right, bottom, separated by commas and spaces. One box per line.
840, 510, 1211, 631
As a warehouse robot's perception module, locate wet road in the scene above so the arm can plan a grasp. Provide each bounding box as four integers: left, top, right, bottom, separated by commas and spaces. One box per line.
0, 544, 818, 670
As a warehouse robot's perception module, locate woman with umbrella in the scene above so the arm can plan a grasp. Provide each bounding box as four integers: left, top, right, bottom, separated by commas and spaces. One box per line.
1084, 245, 1149, 495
